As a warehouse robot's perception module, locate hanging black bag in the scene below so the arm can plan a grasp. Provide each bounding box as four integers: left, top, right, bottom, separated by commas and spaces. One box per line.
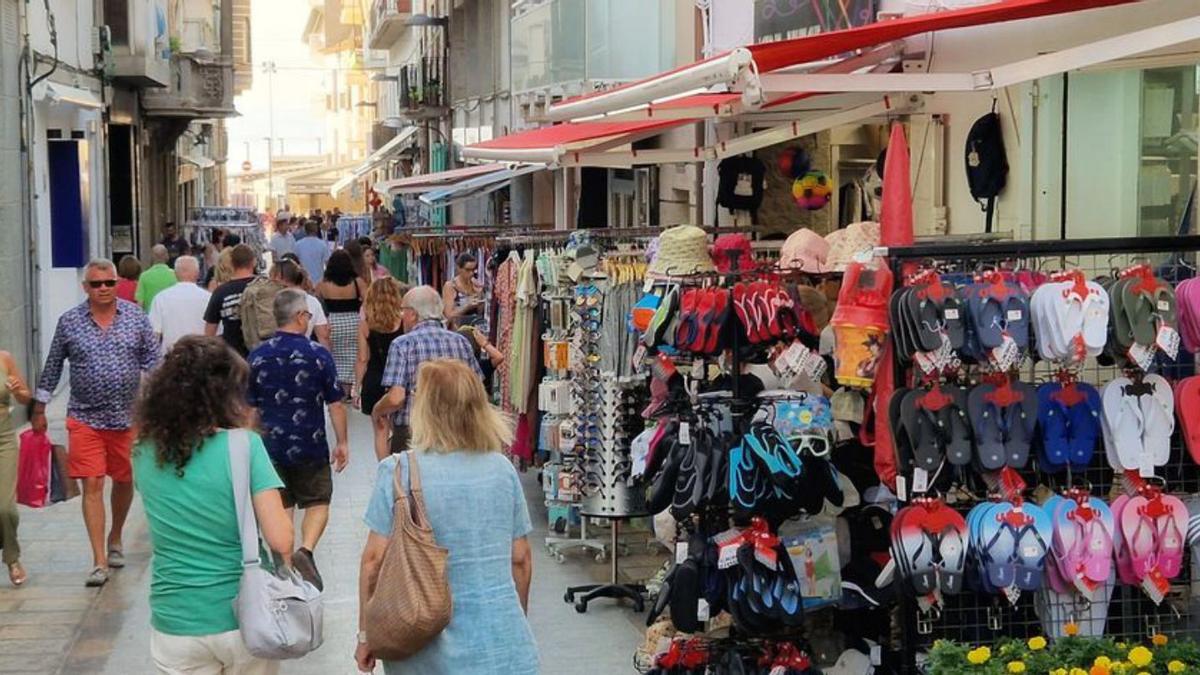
964, 110, 1008, 233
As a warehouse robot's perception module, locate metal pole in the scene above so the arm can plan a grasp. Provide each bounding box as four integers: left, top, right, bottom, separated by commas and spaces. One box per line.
265, 61, 277, 210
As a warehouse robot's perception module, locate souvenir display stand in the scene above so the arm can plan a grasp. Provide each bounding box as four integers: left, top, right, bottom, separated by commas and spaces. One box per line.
882, 234, 1200, 673
183, 206, 266, 254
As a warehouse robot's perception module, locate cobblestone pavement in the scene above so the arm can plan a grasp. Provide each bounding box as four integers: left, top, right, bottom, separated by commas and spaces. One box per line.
0, 404, 653, 674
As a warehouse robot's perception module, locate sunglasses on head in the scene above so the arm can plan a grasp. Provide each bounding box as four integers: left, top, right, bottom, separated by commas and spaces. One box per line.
87, 280, 118, 289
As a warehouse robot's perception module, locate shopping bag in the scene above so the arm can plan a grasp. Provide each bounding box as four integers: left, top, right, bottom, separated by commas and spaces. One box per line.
17, 429, 52, 508
49, 445, 78, 503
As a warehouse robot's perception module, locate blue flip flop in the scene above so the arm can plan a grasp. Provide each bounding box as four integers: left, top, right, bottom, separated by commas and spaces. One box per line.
1065, 383, 1102, 469
1037, 383, 1071, 470
968, 384, 1007, 471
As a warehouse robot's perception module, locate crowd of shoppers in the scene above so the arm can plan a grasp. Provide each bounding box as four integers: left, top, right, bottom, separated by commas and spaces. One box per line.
6, 215, 531, 673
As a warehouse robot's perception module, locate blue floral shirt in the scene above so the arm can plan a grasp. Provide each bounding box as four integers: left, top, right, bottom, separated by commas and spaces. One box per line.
35, 300, 159, 429
247, 331, 343, 467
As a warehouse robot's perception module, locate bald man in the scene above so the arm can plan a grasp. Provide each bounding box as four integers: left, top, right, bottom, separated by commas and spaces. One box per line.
147, 255, 211, 355
136, 244, 178, 311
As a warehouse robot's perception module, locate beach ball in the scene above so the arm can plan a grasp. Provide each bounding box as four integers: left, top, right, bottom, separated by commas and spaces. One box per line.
792, 170, 831, 210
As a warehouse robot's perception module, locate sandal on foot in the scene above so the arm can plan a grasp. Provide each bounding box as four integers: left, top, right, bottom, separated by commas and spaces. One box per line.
107, 547, 125, 569
8, 562, 26, 587
85, 566, 109, 587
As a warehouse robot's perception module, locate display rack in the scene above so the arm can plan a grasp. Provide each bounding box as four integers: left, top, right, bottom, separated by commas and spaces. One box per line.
884, 234, 1200, 674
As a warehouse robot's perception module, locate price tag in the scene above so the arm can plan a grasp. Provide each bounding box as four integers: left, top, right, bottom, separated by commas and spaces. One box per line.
1002, 585, 1021, 606
696, 598, 710, 622
989, 335, 1020, 371
896, 475, 908, 502
1157, 300, 1171, 312
679, 422, 691, 446
912, 468, 929, 494
717, 542, 740, 569
1156, 325, 1181, 360
804, 353, 827, 380
943, 308, 960, 321
675, 541, 689, 564
1127, 342, 1157, 371
914, 350, 938, 375
1006, 309, 1023, 322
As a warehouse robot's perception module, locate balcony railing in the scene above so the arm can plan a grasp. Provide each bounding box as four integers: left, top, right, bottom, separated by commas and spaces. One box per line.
368, 0, 412, 49
142, 54, 237, 119
397, 56, 448, 118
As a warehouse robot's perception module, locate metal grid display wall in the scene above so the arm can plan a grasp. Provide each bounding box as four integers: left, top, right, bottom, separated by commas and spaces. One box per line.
885, 235, 1200, 671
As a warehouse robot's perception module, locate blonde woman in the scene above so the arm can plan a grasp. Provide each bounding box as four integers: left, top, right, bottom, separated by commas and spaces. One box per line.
356, 359, 536, 675
354, 278, 407, 460
207, 247, 236, 292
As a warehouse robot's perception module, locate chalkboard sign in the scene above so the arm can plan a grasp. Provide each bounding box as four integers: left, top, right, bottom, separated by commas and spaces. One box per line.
753, 0, 876, 44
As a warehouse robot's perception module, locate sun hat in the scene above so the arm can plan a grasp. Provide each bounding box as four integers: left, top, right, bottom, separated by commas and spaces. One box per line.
779, 228, 830, 273
712, 233, 754, 273
648, 225, 715, 276
826, 221, 881, 272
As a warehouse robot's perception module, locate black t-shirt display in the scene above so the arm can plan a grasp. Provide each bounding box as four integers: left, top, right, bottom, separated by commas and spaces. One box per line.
716, 155, 767, 216
204, 276, 256, 356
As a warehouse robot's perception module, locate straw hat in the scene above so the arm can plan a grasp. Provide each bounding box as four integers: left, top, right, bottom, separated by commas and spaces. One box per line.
825, 221, 881, 271
648, 225, 715, 275
779, 228, 830, 273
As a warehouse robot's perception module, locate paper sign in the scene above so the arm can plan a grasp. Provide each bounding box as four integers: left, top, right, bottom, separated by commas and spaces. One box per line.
912, 467, 929, 494
717, 543, 740, 570
1128, 342, 1157, 371
1157, 300, 1171, 312
990, 335, 1021, 371
943, 308, 960, 320
679, 422, 691, 445
1006, 309, 1023, 322
675, 541, 689, 564
1156, 325, 1181, 360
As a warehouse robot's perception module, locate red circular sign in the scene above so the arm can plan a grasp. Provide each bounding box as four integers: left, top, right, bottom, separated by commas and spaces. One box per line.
241, 160, 252, 172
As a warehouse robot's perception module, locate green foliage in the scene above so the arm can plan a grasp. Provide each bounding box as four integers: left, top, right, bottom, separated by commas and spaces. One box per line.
928, 635, 1200, 675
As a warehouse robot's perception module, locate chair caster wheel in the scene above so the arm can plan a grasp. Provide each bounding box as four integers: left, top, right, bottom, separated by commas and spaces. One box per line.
574, 601, 588, 613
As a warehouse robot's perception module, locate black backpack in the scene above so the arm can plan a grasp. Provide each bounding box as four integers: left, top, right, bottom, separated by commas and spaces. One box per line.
964, 111, 1008, 232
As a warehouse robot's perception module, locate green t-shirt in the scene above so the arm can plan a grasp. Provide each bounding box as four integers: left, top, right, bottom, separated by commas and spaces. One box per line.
132, 430, 284, 636
136, 263, 178, 311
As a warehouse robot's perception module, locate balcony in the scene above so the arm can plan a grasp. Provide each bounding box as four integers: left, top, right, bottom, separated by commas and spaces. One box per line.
142, 53, 237, 119
396, 56, 449, 120
368, 0, 412, 49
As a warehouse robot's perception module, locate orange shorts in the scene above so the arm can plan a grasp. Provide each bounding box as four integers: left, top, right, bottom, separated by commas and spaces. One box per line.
66, 418, 136, 483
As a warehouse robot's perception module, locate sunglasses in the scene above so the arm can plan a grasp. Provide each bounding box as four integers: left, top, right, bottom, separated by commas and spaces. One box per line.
87, 280, 118, 289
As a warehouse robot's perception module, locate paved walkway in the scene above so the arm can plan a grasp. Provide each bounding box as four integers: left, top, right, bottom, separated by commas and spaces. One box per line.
0, 408, 650, 674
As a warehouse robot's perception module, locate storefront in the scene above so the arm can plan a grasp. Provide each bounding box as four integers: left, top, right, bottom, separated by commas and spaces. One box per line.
361, 1, 1200, 671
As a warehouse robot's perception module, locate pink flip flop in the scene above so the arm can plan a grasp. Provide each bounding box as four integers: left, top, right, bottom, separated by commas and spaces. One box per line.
1156, 495, 1188, 579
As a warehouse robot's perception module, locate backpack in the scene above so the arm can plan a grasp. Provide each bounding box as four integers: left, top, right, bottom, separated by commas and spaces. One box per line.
964, 111, 1008, 232
240, 277, 288, 349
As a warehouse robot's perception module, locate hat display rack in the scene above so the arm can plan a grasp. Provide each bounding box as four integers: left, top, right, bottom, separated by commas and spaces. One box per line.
882, 234, 1200, 674
183, 206, 268, 254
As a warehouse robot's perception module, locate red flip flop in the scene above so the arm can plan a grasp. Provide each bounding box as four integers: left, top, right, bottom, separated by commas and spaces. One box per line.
702, 288, 731, 355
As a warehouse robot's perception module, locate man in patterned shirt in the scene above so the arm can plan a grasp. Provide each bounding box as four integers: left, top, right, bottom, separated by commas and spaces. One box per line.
247, 289, 348, 590
373, 286, 483, 453
32, 259, 159, 587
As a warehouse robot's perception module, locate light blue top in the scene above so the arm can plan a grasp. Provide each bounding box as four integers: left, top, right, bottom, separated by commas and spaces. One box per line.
364, 451, 538, 675
294, 236, 330, 283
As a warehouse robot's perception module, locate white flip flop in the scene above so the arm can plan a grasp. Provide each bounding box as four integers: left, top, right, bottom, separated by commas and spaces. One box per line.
1102, 378, 1145, 472
1141, 374, 1175, 468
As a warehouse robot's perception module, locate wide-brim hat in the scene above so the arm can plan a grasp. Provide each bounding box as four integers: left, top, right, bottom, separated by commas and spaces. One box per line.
648, 225, 715, 276
780, 228, 831, 273
826, 221, 881, 271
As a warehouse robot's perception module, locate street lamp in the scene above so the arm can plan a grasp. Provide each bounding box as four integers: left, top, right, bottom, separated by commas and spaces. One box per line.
262, 61, 278, 210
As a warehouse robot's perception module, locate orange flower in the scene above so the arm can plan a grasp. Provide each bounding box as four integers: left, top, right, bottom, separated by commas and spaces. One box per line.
1151, 634, 1169, 647
1090, 665, 1110, 675
1064, 622, 1080, 636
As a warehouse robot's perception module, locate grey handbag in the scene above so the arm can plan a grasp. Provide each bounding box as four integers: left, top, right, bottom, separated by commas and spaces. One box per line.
229, 429, 324, 659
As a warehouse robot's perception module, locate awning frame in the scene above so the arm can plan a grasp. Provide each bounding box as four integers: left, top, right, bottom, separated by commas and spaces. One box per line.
329, 125, 418, 196
759, 15, 1200, 93
560, 97, 907, 168
417, 164, 545, 206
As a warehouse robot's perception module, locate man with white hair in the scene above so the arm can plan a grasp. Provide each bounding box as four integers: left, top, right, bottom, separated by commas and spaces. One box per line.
247, 289, 348, 590
135, 244, 178, 311
32, 259, 158, 587
148, 255, 211, 355
373, 285, 483, 453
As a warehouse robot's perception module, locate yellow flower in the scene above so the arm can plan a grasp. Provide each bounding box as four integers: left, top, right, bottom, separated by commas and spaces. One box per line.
966, 646, 991, 665
1128, 646, 1153, 668
1137, 672, 1151, 675
1168, 661, 1186, 673
1071, 668, 1090, 675
1065, 622, 1080, 636
1007, 661, 1026, 674
1152, 634, 1169, 647
1027, 636, 1047, 651
1051, 669, 1067, 675
1095, 656, 1113, 668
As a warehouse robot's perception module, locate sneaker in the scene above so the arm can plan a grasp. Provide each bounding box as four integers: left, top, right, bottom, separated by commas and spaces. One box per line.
292, 548, 323, 591
107, 547, 125, 569
85, 567, 109, 587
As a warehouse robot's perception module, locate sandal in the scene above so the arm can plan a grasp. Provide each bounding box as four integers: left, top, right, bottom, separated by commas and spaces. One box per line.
8, 562, 26, 586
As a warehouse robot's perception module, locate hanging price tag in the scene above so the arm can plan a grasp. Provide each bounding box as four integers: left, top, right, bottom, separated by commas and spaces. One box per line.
912, 468, 929, 494
943, 308, 960, 321
679, 422, 691, 446
1006, 309, 1024, 322
1127, 342, 1157, 371
675, 541, 689, 564
717, 542, 740, 569
804, 352, 827, 381
1156, 325, 1181, 360
914, 350, 938, 375
990, 335, 1020, 371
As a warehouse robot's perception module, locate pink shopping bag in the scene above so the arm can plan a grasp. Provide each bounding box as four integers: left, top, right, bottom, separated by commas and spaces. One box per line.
17, 429, 52, 508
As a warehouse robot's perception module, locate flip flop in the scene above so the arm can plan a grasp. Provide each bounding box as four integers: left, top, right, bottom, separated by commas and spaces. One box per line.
1037, 383, 1071, 468
939, 385, 973, 466
968, 383, 1006, 471
1064, 383, 1102, 469
1176, 377, 1200, 463
907, 285, 944, 352
936, 516, 969, 595
1157, 494, 1188, 579
1003, 380, 1039, 469
1081, 281, 1111, 355
1120, 496, 1159, 581
902, 389, 944, 473
1102, 378, 1145, 473
1141, 374, 1175, 468
981, 505, 1019, 591
1123, 277, 1159, 347
1110, 494, 1141, 586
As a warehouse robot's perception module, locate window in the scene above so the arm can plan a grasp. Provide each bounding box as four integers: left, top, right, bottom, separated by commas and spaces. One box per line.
104, 0, 130, 46
1137, 66, 1198, 237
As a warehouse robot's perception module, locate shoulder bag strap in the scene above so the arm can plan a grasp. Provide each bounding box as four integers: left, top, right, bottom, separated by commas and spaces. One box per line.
228, 429, 261, 566
402, 451, 432, 529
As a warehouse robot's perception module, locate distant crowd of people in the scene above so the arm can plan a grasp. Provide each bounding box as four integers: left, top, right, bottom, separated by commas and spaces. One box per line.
0, 212, 531, 674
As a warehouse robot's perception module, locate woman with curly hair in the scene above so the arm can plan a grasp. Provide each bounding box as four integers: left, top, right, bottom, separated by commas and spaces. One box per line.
354, 277, 407, 460
132, 336, 293, 674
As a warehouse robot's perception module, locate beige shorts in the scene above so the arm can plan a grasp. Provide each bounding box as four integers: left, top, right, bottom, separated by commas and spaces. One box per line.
151, 629, 279, 675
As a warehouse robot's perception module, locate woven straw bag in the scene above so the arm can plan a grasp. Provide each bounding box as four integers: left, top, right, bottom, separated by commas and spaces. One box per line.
365, 452, 452, 660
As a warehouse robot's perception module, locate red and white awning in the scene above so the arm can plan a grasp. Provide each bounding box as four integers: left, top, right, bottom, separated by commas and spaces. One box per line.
461, 119, 698, 164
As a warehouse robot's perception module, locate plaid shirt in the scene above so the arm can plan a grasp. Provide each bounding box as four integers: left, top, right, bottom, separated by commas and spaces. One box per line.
35, 300, 159, 429
381, 320, 482, 425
